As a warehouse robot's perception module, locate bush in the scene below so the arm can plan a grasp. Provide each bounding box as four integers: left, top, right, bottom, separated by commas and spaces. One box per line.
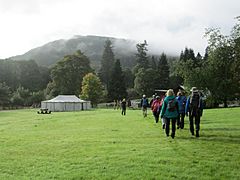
205, 95, 220, 108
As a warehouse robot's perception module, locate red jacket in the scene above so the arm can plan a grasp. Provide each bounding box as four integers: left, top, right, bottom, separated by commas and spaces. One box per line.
151, 99, 161, 112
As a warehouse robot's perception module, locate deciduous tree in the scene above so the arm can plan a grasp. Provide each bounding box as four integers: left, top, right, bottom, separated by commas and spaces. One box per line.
50, 50, 93, 96
81, 73, 104, 107
0, 83, 11, 107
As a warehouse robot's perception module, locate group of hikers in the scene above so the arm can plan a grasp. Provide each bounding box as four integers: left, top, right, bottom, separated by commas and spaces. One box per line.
139, 87, 203, 139
117, 86, 203, 139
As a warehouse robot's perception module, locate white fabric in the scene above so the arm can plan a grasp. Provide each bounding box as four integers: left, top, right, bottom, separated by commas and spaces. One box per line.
41, 95, 91, 112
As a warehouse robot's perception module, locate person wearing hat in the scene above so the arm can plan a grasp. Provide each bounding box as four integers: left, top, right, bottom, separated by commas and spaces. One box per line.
185, 87, 204, 137
151, 96, 161, 123
140, 94, 149, 118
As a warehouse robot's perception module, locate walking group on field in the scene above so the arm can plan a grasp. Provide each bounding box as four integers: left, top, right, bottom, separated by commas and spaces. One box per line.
140, 87, 203, 139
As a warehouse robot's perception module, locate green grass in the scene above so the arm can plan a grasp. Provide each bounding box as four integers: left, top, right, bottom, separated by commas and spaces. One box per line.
0, 108, 239, 180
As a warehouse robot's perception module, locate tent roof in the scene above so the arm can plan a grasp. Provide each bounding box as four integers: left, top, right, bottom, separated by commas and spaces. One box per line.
43, 95, 87, 103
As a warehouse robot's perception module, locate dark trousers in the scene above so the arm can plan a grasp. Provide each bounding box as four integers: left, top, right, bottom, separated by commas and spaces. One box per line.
165, 118, 177, 137
177, 113, 185, 129
153, 111, 160, 123
189, 114, 200, 135
122, 108, 126, 115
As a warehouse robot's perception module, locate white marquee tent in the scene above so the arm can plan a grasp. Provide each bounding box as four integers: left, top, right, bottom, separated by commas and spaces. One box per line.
41, 95, 91, 112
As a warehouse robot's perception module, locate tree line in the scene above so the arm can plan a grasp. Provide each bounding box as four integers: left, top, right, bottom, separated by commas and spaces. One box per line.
0, 18, 239, 108
175, 17, 240, 107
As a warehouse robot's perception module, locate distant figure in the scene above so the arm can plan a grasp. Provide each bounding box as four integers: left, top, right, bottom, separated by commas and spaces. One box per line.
140, 94, 149, 118
119, 100, 122, 110
150, 94, 156, 108
121, 98, 127, 115
114, 100, 117, 110
127, 99, 131, 107
176, 91, 187, 129
151, 96, 161, 123
116, 100, 120, 110
185, 87, 203, 137
160, 89, 179, 139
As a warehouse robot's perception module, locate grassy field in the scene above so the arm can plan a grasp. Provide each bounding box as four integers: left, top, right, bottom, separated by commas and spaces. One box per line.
0, 107, 239, 179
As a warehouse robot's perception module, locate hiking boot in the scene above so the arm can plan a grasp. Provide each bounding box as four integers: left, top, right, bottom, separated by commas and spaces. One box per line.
196, 131, 199, 137
171, 134, 175, 139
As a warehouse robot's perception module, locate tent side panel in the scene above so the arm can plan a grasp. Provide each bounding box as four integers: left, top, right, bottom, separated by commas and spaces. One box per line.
46, 102, 55, 111
75, 102, 81, 111
53, 102, 64, 111
41, 102, 47, 109
67, 102, 75, 111
86, 102, 91, 109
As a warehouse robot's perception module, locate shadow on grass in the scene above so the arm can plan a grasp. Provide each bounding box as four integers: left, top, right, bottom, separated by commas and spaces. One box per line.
178, 134, 240, 144
203, 127, 240, 131
201, 120, 217, 124
198, 135, 240, 144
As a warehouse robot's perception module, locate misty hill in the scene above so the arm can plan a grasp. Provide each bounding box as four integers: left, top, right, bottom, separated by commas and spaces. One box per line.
11, 35, 137, 70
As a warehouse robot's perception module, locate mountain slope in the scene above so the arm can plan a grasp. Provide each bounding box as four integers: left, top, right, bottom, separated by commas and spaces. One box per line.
11, 35, 137, 70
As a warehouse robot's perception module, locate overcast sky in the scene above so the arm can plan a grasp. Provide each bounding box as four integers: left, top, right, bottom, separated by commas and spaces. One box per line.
0, 0, 239, 58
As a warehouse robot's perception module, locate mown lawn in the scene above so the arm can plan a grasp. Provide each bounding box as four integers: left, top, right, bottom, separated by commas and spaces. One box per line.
0, 107, 239, 179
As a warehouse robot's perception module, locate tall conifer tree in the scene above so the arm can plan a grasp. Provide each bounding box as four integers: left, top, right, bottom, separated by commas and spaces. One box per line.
99, 40, 115, 89
108, 59, 127, 101
134, 40, 149, 73
157, 53, 170, 89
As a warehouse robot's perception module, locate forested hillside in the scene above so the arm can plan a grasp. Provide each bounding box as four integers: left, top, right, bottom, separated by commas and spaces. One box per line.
11, 35, 137, 70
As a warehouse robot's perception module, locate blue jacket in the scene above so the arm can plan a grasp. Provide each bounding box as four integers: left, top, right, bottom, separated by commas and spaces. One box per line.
141, 98, 149, 108
160, 96, 179, 119
176, 95, 187, 113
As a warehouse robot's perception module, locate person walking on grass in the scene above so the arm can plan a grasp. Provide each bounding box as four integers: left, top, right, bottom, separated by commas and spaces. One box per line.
151, 96, 161, 123
150, 94, 156, 108
160, 93, 166, 129
140, 94, 149, 118
121, 98, 127, 115
176, 91, 187, 129
185, 87, 203, 137
160, 89, 179, 139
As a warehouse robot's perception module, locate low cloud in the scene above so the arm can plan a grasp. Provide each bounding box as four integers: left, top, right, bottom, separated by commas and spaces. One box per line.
0, 0, 239, 58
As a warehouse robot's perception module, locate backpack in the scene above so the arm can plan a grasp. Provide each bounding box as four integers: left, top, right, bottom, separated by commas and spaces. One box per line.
190, 92, 200, 110
167, 98, 176, 112
152, 100, 160, 112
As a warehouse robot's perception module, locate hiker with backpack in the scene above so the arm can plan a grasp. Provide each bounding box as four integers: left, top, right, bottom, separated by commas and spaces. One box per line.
176, 91, 187, 129
140, 94, 149, 118
185, 87, 203, 137
160, 89, 179, 139
149, 94, 156, 108
151, 96, 161, 123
